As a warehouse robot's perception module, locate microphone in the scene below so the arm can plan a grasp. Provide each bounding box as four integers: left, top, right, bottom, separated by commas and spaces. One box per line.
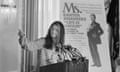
55, 43, 62, 52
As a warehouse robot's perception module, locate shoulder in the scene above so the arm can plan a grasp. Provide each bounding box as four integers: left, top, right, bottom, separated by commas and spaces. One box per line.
95, 22, 100, 25
95, 22, 101, 27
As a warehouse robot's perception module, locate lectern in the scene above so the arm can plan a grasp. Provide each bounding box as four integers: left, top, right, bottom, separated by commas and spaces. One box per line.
39, 60, 88, 72
37, 49, 89, 72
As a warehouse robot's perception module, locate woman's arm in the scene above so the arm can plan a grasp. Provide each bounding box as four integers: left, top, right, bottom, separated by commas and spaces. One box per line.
18, 30, 45, 51
27, 38, 45, 51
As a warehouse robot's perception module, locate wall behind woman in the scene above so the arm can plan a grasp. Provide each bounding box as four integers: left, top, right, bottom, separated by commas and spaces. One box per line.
38, 0, 60, 38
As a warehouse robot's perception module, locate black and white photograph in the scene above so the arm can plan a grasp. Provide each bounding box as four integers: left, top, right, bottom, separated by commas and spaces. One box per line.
0, 0, 119, 72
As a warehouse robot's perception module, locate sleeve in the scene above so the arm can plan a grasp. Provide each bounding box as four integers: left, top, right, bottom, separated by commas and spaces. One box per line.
27, 38, 45, 51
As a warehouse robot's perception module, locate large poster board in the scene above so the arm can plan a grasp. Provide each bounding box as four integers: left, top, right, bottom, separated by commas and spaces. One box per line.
60, 0, 111, 72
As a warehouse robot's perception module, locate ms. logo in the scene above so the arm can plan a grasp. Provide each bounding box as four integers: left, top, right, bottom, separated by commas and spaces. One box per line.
63, 3, 82, 13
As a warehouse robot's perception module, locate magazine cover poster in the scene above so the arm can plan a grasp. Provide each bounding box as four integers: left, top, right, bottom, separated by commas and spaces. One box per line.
60, 0, 111, 72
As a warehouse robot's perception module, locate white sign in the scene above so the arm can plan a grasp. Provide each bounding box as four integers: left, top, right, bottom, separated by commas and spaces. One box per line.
60, 0, 111, 72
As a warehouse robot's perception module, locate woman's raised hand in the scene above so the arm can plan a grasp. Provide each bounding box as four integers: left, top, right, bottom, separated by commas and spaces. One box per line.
18, 30, 28, 49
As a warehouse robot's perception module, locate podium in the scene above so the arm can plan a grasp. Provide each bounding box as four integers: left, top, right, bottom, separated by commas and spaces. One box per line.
39, 60, 88, 72
36, 49, 89, 72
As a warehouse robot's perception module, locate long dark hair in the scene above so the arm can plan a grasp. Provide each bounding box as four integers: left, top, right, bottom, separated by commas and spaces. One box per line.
44, 21, 65, 49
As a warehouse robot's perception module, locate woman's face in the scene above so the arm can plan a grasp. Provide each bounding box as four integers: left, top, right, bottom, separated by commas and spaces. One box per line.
50, 24, 60, 39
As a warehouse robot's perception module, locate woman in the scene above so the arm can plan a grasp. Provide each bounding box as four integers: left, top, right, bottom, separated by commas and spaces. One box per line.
19, 21, 83, 69
19, 21, 66, 67
39, 21, 65, 66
